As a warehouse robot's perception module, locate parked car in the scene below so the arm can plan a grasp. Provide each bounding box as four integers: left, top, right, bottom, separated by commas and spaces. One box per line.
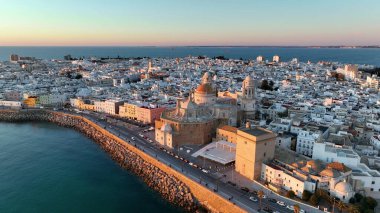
241, 187, 250, 192
286, 205, 294, 211
268, 198, 277, 203
227, 181, 236, 186
249, 196, 258, 202
263, 207, 273, 213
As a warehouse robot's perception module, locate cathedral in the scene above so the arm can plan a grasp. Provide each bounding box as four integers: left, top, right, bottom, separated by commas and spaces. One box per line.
155, 72, 257, 148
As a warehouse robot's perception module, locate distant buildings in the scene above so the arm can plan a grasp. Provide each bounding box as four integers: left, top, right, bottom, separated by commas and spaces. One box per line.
256, 55, 265, 63
273, 55, 281, 63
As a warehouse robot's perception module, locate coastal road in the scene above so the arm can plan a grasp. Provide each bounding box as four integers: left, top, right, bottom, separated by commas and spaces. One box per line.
67, 111, 321, 213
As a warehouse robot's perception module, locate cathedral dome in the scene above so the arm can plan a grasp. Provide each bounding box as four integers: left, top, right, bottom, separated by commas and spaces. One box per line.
181, 98, 196, 109
334, 182, 353, 194
196, 83, 215, 94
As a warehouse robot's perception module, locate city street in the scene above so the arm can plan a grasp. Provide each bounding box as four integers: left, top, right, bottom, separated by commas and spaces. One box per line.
71, 110, 322, 213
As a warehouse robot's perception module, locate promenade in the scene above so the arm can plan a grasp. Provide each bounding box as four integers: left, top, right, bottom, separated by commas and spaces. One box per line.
0, 109, 323, 213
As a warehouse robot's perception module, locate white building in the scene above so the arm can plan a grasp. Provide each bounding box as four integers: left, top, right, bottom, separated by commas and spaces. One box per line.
0, 100, 22, 108
256, 55, 265, 63
273, 55, 281, 63
296, 125, 328, 157
312, 142, 360, 169
94, 100, 124, 115
370, 135, 380, 150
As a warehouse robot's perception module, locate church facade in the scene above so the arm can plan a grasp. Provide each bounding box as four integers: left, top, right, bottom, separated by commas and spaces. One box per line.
155, 72, 257, 149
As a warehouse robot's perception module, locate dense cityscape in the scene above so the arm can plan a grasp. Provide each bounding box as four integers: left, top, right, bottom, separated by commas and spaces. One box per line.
1, 53, 379, 213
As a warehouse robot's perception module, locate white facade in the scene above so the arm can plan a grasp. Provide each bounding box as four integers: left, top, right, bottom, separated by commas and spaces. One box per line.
0, 101, 22, 108
296, 130, 322, 157
370, 135, 380, 150
94, 100, 124, 115
273, 55, 281, 63
275, 134, 292, 150
261, 163, 316, 198
312, 142, 360, 169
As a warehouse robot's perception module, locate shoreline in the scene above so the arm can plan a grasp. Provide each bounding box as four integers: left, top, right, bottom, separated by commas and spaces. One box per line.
0, 109, 246, 213
0, 110, 199, 212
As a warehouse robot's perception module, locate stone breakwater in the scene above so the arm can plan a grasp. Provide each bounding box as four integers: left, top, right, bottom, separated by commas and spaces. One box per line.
0, 110, 200, 212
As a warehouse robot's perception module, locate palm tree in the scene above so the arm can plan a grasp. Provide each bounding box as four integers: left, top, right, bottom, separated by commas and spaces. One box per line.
293, 204, 300, 213
337, 200, 346, 213
258, 190, 264, 210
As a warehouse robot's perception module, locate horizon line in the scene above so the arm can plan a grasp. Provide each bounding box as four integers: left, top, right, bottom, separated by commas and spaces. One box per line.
1, 45, 380, 48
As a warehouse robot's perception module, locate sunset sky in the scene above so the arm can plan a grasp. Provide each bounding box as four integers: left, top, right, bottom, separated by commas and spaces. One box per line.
1, 0, 379, 46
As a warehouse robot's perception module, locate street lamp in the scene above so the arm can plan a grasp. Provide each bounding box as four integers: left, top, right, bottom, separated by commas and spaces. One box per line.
332, 197, 336, 213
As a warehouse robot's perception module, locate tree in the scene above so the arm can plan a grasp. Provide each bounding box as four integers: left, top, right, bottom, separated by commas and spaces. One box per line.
349, 197, 356, 204
337, 200, 346, 213
354, 193, 363, 203
293, 204, 300, 213
286, 190, 296, 199
309, 194, 319, 206
258, 190, 264, 210
302, 190, 312, 201
362, 196, 378, 210
259, 79, 275, 91
347, 204, 361, 213
75, 74, 83, 79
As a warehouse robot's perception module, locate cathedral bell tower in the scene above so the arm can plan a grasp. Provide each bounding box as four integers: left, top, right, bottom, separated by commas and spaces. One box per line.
240, 75, 256, 119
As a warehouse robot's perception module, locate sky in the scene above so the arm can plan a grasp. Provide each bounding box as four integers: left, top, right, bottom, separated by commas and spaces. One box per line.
0, 0, 379, 46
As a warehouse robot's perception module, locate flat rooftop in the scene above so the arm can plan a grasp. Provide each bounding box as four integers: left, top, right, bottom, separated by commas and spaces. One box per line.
240, 127, 270, 136
192, 141, 236, 165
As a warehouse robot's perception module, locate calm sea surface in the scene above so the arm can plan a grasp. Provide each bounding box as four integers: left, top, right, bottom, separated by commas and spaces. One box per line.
0, 122, 181, 213
0, 46, 380, 66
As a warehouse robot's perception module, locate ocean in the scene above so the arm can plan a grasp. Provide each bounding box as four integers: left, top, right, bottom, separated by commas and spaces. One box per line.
0, 122, 181, 213
0, 46, 380, 66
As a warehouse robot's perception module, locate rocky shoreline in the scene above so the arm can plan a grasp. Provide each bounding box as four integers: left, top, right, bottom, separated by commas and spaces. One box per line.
0, 110, 202, 212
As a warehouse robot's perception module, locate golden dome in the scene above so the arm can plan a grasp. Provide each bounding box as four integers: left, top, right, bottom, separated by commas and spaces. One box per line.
196, 83, 215, 94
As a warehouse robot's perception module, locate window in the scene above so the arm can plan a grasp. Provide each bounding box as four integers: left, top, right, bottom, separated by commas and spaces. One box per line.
372, 181, 375, 184
371, 188, 374, 191
264, 152, 266, 157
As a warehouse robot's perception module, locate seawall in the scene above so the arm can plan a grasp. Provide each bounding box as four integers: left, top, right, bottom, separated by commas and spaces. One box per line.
0, 110, 246, 213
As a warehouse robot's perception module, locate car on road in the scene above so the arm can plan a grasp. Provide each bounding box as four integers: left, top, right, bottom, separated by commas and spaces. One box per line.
260, 195, 267, 199
131, 137, 135, 141
263, 207, 273, 213
202, 169, 209, 174
249, 196, 258, 202
300, 209, 305, 213
227, 181, 236, 186
241, 187, 250, 192
286, 205, 294, 211
268, 198, 277, 203
276, 201, 286, 206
